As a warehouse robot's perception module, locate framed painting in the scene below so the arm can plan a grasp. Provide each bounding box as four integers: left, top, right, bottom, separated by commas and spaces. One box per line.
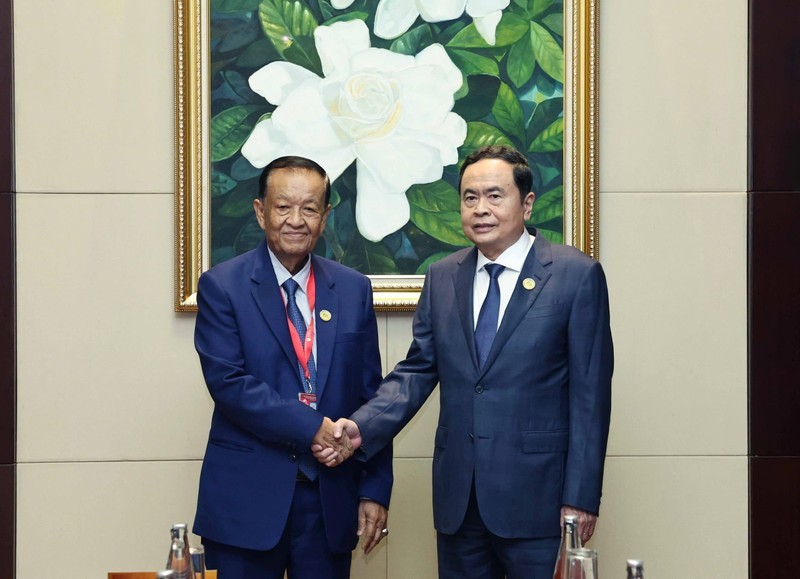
175, 0, 598, 312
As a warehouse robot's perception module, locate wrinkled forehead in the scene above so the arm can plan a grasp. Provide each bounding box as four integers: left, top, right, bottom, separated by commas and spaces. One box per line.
266, 168, 328, 201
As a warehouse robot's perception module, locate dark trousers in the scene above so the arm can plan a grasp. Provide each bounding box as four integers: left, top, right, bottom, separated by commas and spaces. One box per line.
437, 484, 560, 579
204, 481, 351, 579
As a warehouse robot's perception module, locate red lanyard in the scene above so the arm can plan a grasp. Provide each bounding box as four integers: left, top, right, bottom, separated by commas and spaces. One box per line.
285, 268, 316, 388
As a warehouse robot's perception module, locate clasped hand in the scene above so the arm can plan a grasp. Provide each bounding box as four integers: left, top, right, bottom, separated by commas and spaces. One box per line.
311, 418, 362, 467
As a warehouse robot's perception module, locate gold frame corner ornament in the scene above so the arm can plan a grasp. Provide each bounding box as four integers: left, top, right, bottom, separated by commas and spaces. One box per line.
174, 0, 599, 313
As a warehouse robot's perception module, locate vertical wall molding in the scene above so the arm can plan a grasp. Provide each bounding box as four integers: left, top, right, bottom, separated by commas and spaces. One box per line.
0, 0, 15, 577
748, 1, 800, 576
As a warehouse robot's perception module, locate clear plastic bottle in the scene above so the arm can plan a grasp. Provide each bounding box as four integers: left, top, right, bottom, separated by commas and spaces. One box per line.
166, 523, 195, 579
554, 515, 582, 579
626, 559, 644, 578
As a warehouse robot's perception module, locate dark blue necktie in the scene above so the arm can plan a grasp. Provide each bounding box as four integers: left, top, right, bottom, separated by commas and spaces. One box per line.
474, 264, 505, 368
282, 278, 318, 481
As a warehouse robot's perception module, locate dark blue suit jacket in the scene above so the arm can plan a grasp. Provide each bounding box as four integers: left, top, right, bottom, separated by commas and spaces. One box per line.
193, 242, 393, 553
352, 234, 612, 538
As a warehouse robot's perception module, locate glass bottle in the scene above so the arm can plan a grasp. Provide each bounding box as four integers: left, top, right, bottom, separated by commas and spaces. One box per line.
166, 523, 195, 579
157, 572, 175, 579
554, 515, 582, 579
190, 544, 206, 579
626, 559, 644, 578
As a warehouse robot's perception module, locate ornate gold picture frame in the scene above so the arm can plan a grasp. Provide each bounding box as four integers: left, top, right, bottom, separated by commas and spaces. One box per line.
175, 0, 598, 312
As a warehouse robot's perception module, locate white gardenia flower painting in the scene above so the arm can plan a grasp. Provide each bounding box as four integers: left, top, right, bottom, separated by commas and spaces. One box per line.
334, 0, 511, 46
241, 19, 467, 243
209, 0, 567, 275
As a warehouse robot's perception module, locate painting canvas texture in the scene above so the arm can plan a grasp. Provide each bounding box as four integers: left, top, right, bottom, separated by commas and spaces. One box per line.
209, 0, 566, 275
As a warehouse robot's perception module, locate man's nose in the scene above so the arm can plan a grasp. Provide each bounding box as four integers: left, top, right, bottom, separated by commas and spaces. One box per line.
474, 197, 490, 214
287, 207, 304, 224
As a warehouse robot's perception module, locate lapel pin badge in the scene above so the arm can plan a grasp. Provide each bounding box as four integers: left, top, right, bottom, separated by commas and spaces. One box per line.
319, 310, 332, 322
522, 278, 536, 290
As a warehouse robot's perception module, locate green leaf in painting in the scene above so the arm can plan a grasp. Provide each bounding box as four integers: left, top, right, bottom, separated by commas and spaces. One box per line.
390, 23, 434, 55
446, 48, 499, 77
530, 21, 563, 82
212, 171, 238, 197
529, 0, 559, 19
258, 0, 319, 63
236, 37, 280, 68
212, 0, 261, 13
282, 35, 322, 73
219, 178, 259, 217
461, 122, 514, 159
211, 105, 264, 162
542, 12, 563, 36
323, 11, 369, 25
234, 218, 265, 254
416, 251, 451, 274
492, 82, 526, 144
341, 236, 397, 275
531, 185, 563, 223
535, 227, 563, 245
528, 117, 563, 152
453, 75, 500, 120
506, 34, 536, 88
407, 182, 471, 247
447, 13, 529, 48
527, 97, 562, 142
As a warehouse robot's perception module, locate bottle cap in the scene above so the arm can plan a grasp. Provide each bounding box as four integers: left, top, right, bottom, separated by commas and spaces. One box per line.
156, 572, 175, 578
626, 559, 644, 568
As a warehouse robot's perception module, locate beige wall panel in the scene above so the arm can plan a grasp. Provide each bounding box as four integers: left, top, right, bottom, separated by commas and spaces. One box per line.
600, 192, 747, 456
351, 543, 388, 579
376, 313, 389, 375
599, 0, 747, 193
387, 458, 438, 579
385, 312, 414, 368
16, 193, 208, 462
384, 312, 439, 458
17, 461, 203, 579
14, 0, 174, 193
594, 456, 748, 578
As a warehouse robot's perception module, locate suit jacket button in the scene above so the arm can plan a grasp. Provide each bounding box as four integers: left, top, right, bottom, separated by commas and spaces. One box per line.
289, 454, 297, 462
475, 384, 484, 394
469, 433, 474, 442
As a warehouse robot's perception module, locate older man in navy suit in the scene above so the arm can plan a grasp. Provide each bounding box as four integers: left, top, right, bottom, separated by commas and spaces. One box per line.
193, 156, 393, 579
317, 146, 613, 578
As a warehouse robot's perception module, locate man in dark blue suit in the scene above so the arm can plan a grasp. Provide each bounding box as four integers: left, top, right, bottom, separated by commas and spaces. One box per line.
317, 146, 613, 578
193, 156, 393, 578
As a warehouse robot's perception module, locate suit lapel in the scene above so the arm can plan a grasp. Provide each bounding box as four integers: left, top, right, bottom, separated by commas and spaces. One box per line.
250, 243, 296, 369
479, 234, 554, 376
311, 255, 336, 402
454, 247, 480, 371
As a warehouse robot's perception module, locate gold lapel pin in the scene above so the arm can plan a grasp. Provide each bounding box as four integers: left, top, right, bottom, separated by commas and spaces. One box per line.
319, 310, 332, 322
522, 278, 536, 290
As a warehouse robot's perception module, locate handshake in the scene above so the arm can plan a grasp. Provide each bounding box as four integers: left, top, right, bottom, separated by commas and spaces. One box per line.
311, 417, 362, 467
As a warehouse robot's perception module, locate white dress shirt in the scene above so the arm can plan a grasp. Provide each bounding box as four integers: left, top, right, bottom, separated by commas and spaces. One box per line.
472, 231, 535, 330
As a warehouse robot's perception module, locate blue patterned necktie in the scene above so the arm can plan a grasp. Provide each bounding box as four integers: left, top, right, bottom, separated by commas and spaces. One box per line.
474, 264, 505, 368
282, 278, 318, 481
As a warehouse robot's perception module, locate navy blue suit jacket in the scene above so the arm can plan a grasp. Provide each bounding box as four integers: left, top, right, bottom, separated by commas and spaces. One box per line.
193, 242, 393, 553
352, 234, 612, 538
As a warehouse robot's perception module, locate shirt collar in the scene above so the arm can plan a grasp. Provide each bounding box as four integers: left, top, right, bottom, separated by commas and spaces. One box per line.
476, 230, 535, 273
267, 244, 312, 293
